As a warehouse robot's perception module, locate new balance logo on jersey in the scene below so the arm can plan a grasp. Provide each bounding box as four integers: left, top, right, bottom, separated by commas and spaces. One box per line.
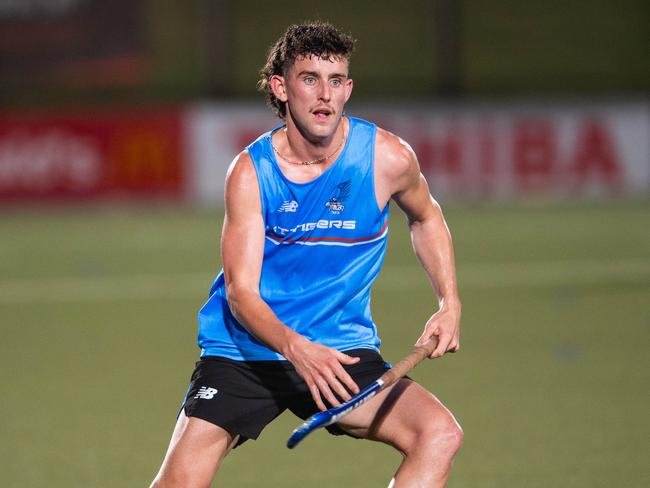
278, 200, 298, 212
194, 387, 218, 400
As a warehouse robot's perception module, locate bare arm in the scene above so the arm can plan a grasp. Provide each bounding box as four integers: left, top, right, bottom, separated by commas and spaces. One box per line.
221, 152, 360, 410
375, 130, 461, 358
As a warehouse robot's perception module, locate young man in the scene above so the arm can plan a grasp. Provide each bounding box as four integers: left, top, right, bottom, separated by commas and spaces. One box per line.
151, 22, 462, 488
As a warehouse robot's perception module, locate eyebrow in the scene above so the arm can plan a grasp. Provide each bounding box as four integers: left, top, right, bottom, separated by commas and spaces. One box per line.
297, 70, 348, 79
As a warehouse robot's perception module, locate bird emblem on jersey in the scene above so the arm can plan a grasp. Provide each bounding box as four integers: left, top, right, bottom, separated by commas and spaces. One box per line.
325, 180, 351, 214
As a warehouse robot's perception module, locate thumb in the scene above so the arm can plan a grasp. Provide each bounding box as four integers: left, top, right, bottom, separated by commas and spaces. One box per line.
416, 327, 439, 347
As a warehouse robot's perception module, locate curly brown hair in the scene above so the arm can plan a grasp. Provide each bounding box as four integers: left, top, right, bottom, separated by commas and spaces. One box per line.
257, 21, 355, 119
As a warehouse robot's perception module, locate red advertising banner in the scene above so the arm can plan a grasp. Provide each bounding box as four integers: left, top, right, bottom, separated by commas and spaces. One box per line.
379, 114, 627, 197
186, 102, 649, 204
0, 108, 184, 201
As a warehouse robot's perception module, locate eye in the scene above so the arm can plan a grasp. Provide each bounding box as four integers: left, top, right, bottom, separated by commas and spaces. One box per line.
330, 79, 342, 87
304, 76, 316, 85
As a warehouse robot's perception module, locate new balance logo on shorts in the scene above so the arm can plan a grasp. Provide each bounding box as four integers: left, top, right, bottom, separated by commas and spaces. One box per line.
194, 386, 218, 400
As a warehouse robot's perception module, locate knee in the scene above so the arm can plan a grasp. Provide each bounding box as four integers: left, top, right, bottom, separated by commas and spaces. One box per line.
438, 417, 463, 455
150, 468, 206, 488
404, 414, 463, 460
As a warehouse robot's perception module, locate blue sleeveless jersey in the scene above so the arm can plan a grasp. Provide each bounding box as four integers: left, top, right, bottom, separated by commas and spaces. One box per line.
197, 116, 389, 360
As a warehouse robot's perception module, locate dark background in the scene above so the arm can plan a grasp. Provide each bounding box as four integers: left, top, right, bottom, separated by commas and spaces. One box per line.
1, 0, 647, 107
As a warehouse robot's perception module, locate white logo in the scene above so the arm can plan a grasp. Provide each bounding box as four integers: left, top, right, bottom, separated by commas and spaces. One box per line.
325, 180, 351, 214
325, 198, 345, 214
271, 219, 356, 235
278, 200, 299, 212
194, 386, 218, 400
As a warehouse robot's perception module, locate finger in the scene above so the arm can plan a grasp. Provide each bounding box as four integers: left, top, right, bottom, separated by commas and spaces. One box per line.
323, 370, 353, 402
332, 355, 360, 394
449, 329, 460, 352
315, 377, 341, 408
414, 332, 429, 347
416, 334, 438, 349
431, 333, 451, 358
308, 381, 327, 411
335, 351, 361, 365
417, 323, 440, 347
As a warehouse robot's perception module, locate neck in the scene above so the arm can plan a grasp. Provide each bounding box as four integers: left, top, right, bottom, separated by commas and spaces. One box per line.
276, 115, 347, 166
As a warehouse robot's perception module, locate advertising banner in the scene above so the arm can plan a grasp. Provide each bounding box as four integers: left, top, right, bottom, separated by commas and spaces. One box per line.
187, 101, 650, 204
0, 108, 183, 201
359, 102, 649, 199
2, 101, 646, 204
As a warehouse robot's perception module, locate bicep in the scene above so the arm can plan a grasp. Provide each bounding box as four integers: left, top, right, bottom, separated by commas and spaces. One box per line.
375, 129, 439, 224
221, 154, 265, 296
393, 173, 440, 225
390, 147, 439, 225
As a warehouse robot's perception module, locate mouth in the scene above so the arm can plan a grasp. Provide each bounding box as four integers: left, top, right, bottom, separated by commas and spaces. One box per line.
312, 107, 333, 121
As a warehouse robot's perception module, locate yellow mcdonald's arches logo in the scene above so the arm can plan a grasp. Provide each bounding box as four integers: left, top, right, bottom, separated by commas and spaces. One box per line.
108, 127, 180, 188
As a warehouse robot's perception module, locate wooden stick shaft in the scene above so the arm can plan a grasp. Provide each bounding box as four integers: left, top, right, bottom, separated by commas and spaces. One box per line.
378, 337, 438, 389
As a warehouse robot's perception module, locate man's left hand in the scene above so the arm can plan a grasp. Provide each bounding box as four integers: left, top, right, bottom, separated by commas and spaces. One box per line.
415, 300, 461, 358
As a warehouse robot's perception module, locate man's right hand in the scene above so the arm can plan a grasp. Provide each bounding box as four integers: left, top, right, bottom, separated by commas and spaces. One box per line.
282, 336, 361, 411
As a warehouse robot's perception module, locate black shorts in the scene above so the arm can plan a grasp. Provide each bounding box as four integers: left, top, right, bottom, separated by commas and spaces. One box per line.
181, 348, 391, 446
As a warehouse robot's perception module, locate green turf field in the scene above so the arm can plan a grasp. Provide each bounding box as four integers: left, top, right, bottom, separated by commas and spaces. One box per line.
1, 200, 649, 487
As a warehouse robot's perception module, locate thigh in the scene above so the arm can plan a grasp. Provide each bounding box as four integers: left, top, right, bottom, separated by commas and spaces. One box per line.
182, 357, 289, 445
286, 348, 391, 430
151, 410, 239, 487
334, 378, 460, 450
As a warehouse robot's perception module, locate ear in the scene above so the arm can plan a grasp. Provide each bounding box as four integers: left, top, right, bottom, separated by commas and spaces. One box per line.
344, 78, 353, 103
270, 75, 288, 102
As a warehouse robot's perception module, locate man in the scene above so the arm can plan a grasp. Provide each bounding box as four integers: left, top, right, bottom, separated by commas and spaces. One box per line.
151, 21, 462, 488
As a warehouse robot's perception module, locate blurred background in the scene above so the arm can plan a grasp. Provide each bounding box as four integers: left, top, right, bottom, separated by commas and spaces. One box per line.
1, 1, 648, 487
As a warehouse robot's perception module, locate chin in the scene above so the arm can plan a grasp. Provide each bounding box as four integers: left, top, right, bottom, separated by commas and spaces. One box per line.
290, 110, 339, 140
314, 115, 341, 132
299, 119, 330, 140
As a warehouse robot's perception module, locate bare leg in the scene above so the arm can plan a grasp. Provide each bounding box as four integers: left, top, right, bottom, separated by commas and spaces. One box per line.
150, 410, 239, 488
337, 379, 463, 488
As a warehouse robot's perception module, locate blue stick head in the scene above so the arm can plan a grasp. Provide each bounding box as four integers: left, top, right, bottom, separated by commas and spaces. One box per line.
286, 380, 383, 449
286, 410, 334, 449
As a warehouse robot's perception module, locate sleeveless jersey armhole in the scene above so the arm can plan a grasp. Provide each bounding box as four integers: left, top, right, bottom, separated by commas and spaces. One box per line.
369, 122, 388, 216
249, 152, 267, 219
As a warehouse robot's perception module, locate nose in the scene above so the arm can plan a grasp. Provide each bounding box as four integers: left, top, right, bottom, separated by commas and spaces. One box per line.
318, 80, 331, 102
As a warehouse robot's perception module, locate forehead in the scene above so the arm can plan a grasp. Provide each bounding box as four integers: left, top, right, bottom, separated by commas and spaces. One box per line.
286, 54, 349, 77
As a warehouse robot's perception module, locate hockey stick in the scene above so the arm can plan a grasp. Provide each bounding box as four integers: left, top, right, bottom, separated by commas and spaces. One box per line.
286, 337, 438, 449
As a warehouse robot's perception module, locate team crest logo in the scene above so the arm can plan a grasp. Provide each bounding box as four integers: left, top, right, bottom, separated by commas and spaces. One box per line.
278, 200, 299, 212
325, 180, 352, 215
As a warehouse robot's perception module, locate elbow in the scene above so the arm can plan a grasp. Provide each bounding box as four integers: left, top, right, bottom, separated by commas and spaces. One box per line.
225, 282, 244, 321
408, 198, 443, 228
225, 281, 256, 323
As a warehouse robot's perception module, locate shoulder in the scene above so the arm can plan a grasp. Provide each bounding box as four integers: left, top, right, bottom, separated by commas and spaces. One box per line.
224, 150, 261, 208
374, 126, 421, 195
226, 150, 256, 185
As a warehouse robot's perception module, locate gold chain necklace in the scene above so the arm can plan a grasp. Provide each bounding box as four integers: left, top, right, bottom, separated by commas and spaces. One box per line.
271, 126, 346, 166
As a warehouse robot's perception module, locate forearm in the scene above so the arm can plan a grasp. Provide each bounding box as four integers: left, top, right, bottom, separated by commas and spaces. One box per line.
410, 204, 462, 355
226, 283, 361, 409
409, 204, 460, 309
226, 284, 305, 358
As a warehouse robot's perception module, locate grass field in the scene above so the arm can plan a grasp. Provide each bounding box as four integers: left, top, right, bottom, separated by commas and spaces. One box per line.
1, 200, 649, 487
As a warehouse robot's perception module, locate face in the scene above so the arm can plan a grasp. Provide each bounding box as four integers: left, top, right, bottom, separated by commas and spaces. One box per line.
271, 55, 353, 142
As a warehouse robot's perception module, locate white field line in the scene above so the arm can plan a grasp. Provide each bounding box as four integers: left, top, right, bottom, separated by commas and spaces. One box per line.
0, 258, 649, 305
